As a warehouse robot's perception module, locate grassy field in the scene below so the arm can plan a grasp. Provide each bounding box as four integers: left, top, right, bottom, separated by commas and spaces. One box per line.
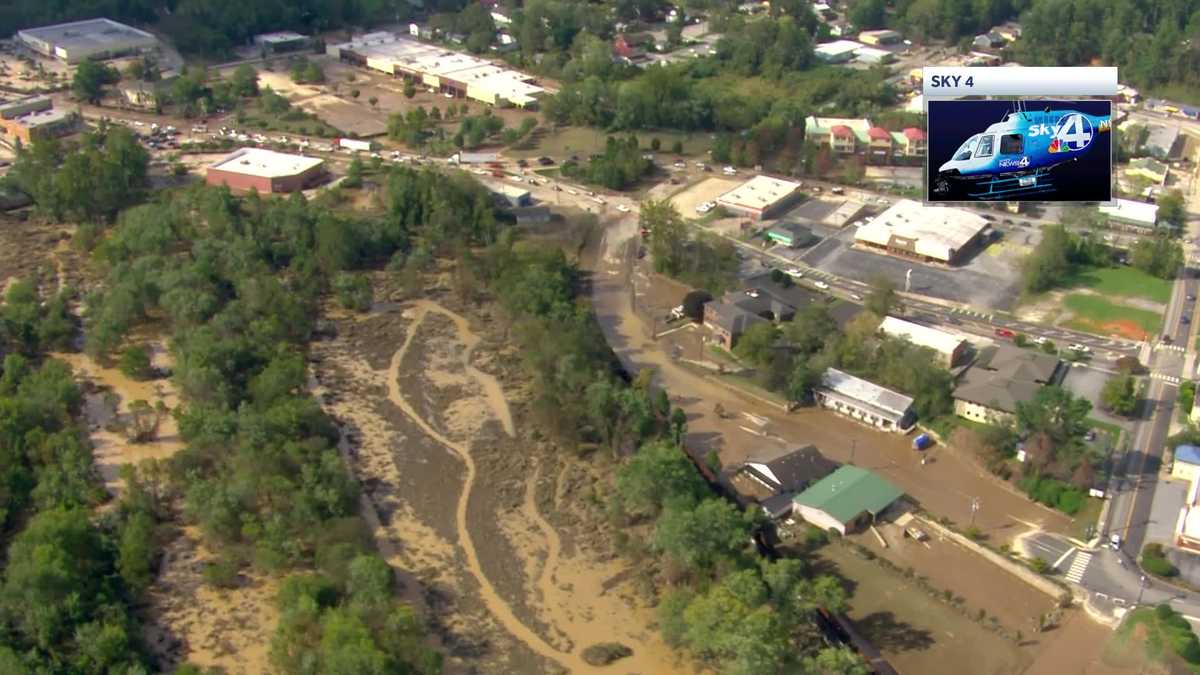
505, 126, 714, 159
1071, 267, 1173, 305
1064, 294, 1162, 339
1069, 497, 1104, 542
819, 545, 1031, 675
1104, 606, 1200, 672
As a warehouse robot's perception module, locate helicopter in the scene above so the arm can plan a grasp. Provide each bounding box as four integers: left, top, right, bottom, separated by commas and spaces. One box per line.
932, 101, 1111, 199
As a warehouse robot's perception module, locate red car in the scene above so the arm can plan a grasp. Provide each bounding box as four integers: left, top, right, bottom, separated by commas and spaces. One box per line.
994, 328, 1016, 339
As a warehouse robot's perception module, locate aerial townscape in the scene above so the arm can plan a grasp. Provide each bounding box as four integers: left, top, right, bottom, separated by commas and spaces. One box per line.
1, 0, 1200, 674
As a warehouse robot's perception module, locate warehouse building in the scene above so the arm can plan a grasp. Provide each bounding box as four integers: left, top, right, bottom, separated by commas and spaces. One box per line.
18, 18, 158, 63
328, 33, 546, 108
0, 97, 79, 143
855, 46, 896, 64
254, 31, 312, 55
1127, 157, 1169, 185
878, 316, 968, 367
815, 368, 915, 432
1099, 198, 1159, 233
792, 465, 903, 535
814, 40, 863, 64
715, 175, 805, 220
205, 148, 325, 194
855, 199, 990, 265
858, 29, 902, 45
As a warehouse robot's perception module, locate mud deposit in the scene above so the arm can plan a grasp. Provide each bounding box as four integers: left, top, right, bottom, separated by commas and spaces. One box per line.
312, 292, 691, 674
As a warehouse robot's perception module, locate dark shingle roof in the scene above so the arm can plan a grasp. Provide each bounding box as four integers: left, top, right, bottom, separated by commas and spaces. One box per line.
953, 345, 1062, 413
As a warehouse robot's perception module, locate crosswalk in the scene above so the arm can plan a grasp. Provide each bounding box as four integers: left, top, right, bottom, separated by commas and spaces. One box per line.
1155, 343, 1186, 354
1065, 551, 1093, 584
1151, 371, 1183, 385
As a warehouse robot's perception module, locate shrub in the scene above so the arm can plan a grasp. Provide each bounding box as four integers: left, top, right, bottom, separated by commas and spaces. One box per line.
334, 272, 373, 312
1142, 545, 1179, 577
1056, 488, 1084, 515
118, 345, 154, 381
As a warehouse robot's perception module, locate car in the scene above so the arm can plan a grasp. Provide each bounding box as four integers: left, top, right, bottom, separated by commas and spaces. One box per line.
830, 186, 844, 195
673, 160, 686, 168
812, 186, 822, 193
1068, 343, 1091, 353
696, 204, 712, 214
1085, 430, 1097, 442
1163, 334, 1174, 344
1188, 294, 1196, 301
905, 527, 929, 542
592, 196, 606, 205
616, 204, 631, 213
537, 156, 555, 166
850, 293, 862, 301
784, 268, 804, 279
1110, 533, 1122, 550
814, 281, 830, 290
1184, 315, 1192, 325
994, 328, 1016, 339
566, 188, 578, 195
722, 166, 737, 175
745, 289, 761, 298
516, 159, 529, 168
668, 305, 685, 321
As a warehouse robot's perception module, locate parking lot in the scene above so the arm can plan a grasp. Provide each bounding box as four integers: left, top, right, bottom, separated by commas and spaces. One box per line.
669, 176, 740, 219
797, 226, 1024, 311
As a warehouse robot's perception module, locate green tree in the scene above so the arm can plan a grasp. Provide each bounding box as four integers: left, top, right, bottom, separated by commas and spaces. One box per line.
1157, 189, 1186, 229
1130, 236, 1183, 280
231, 64, 260, 97
654, 497, 750, 573
849, 0, 887, 29
865, 274, 897, 316
72, 59, 119, 103
615, 441, 708, 517
118, 344, 154, 381
734, 322, 780, 367
1100, 372, 1139, 416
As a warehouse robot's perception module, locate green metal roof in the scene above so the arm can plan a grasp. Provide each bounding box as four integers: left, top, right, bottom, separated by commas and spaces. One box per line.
792, 465, 902, 524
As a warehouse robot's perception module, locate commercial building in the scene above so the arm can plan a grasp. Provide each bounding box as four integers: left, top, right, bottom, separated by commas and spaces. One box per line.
765, 222, 816, 248
1176, 464, 1200, 552
1140, 122, 1182, 160
857, 29, 901, 46
815, 368, 915, 432
855, 199, 990, 265
855, 46, 896, 65
953, 345, 1063, 424
0, 97, 79, 144
1099, 198, 1159, 233
18, 18, 158, 63
792, 465, 903, 535
205, 148, 325, 194
715, 175, 805, 220
878, 316, 968, 367
1127, 157, 1169, 185
328, 33, 546, 108
253, 31, 312, 55
723, 445, 837, 519
814, 40, 863, 64
492, 184, 532, 207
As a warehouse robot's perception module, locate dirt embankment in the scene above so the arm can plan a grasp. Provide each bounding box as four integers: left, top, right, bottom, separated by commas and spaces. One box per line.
312, 288, 692, 674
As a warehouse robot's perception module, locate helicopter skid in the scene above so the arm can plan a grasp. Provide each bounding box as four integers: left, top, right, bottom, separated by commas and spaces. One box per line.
964, 169, 1057, 200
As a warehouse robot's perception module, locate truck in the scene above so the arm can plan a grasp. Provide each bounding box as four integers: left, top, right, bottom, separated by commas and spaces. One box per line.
336, 138, 373, 152
913, 433, 932, 451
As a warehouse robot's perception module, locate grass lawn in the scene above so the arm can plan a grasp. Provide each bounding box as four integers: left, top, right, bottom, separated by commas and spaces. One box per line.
1104, 606, 1200, 672
1069, 497, 1104, 542
818, 545, 1030, 675
1070, 266, 1173, 305
505, 126, 714, 159
241, 102, 341, 138
1086, 417, 1125, 441
1063, 294, 1162, 339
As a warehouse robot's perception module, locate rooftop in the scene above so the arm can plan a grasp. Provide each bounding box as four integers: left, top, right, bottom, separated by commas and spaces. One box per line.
1099, 198, 1158, 226
255, 31, 309, 43
209, 148, 323, 179
814, 40, 864, 57
820, 368, 914, 418
18, 18, 156, 53
805, 116, 873, 135
1177, 445, 1200, 467
879, 316, 965, 357
704, 298, 768, 335
793, 465, 903, 525
7, 107, 75, 129
716, 175, 803, 212
855, 199, 989, 262
953, 345, 1061, 414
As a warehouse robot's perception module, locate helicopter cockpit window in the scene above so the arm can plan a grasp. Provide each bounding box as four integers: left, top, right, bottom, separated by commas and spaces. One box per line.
1000, 133, 1023, 154
953, 135, 980, 161
974, 135, 995, 158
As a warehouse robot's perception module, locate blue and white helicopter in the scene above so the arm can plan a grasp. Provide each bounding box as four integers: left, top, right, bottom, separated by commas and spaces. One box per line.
933, 101, 1111, 199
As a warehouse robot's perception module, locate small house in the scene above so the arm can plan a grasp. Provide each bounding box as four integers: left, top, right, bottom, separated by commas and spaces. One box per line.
792, 465, 903, 535
724, 445, 837, 518
1172, 445, 1200, 484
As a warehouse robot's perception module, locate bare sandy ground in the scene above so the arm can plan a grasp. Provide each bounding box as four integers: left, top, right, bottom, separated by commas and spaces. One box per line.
312, 290, 693, 674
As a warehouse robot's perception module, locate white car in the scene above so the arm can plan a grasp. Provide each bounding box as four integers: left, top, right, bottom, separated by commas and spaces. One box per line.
566, 188, 578, 195
696, 204, 712, 214
850, 293, 862, 301
1069, 343, 1091, 353
673, 160, 686, 168
616, 204, 631, 213
745, 289, 761, 298
784, 268, 804, 279
593, 196, 606, 205
814, 281, 830, 290
722, 166, 737, 175
1033, 336, 1048, 345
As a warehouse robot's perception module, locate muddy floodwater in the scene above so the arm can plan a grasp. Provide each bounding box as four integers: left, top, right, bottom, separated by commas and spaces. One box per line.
313, 296, 693, 674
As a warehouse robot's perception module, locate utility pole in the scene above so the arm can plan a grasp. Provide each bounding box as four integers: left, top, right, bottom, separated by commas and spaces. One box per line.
969, 497, 981, 527
1137, 574, 1147, 606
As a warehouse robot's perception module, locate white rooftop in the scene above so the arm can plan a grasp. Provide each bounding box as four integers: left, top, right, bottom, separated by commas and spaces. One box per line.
805, 116, 873, 134
716, 175, 803, 212
854, 46, 892, 60
1099, 198, 1158, 226
821, 368, 914, 418
815, 40, 863, 57
210, 148, 323, 179
855, 199, 989, 262
256, 31, 308, 43
879, 316, 965, 357
18, 18, 156, 52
